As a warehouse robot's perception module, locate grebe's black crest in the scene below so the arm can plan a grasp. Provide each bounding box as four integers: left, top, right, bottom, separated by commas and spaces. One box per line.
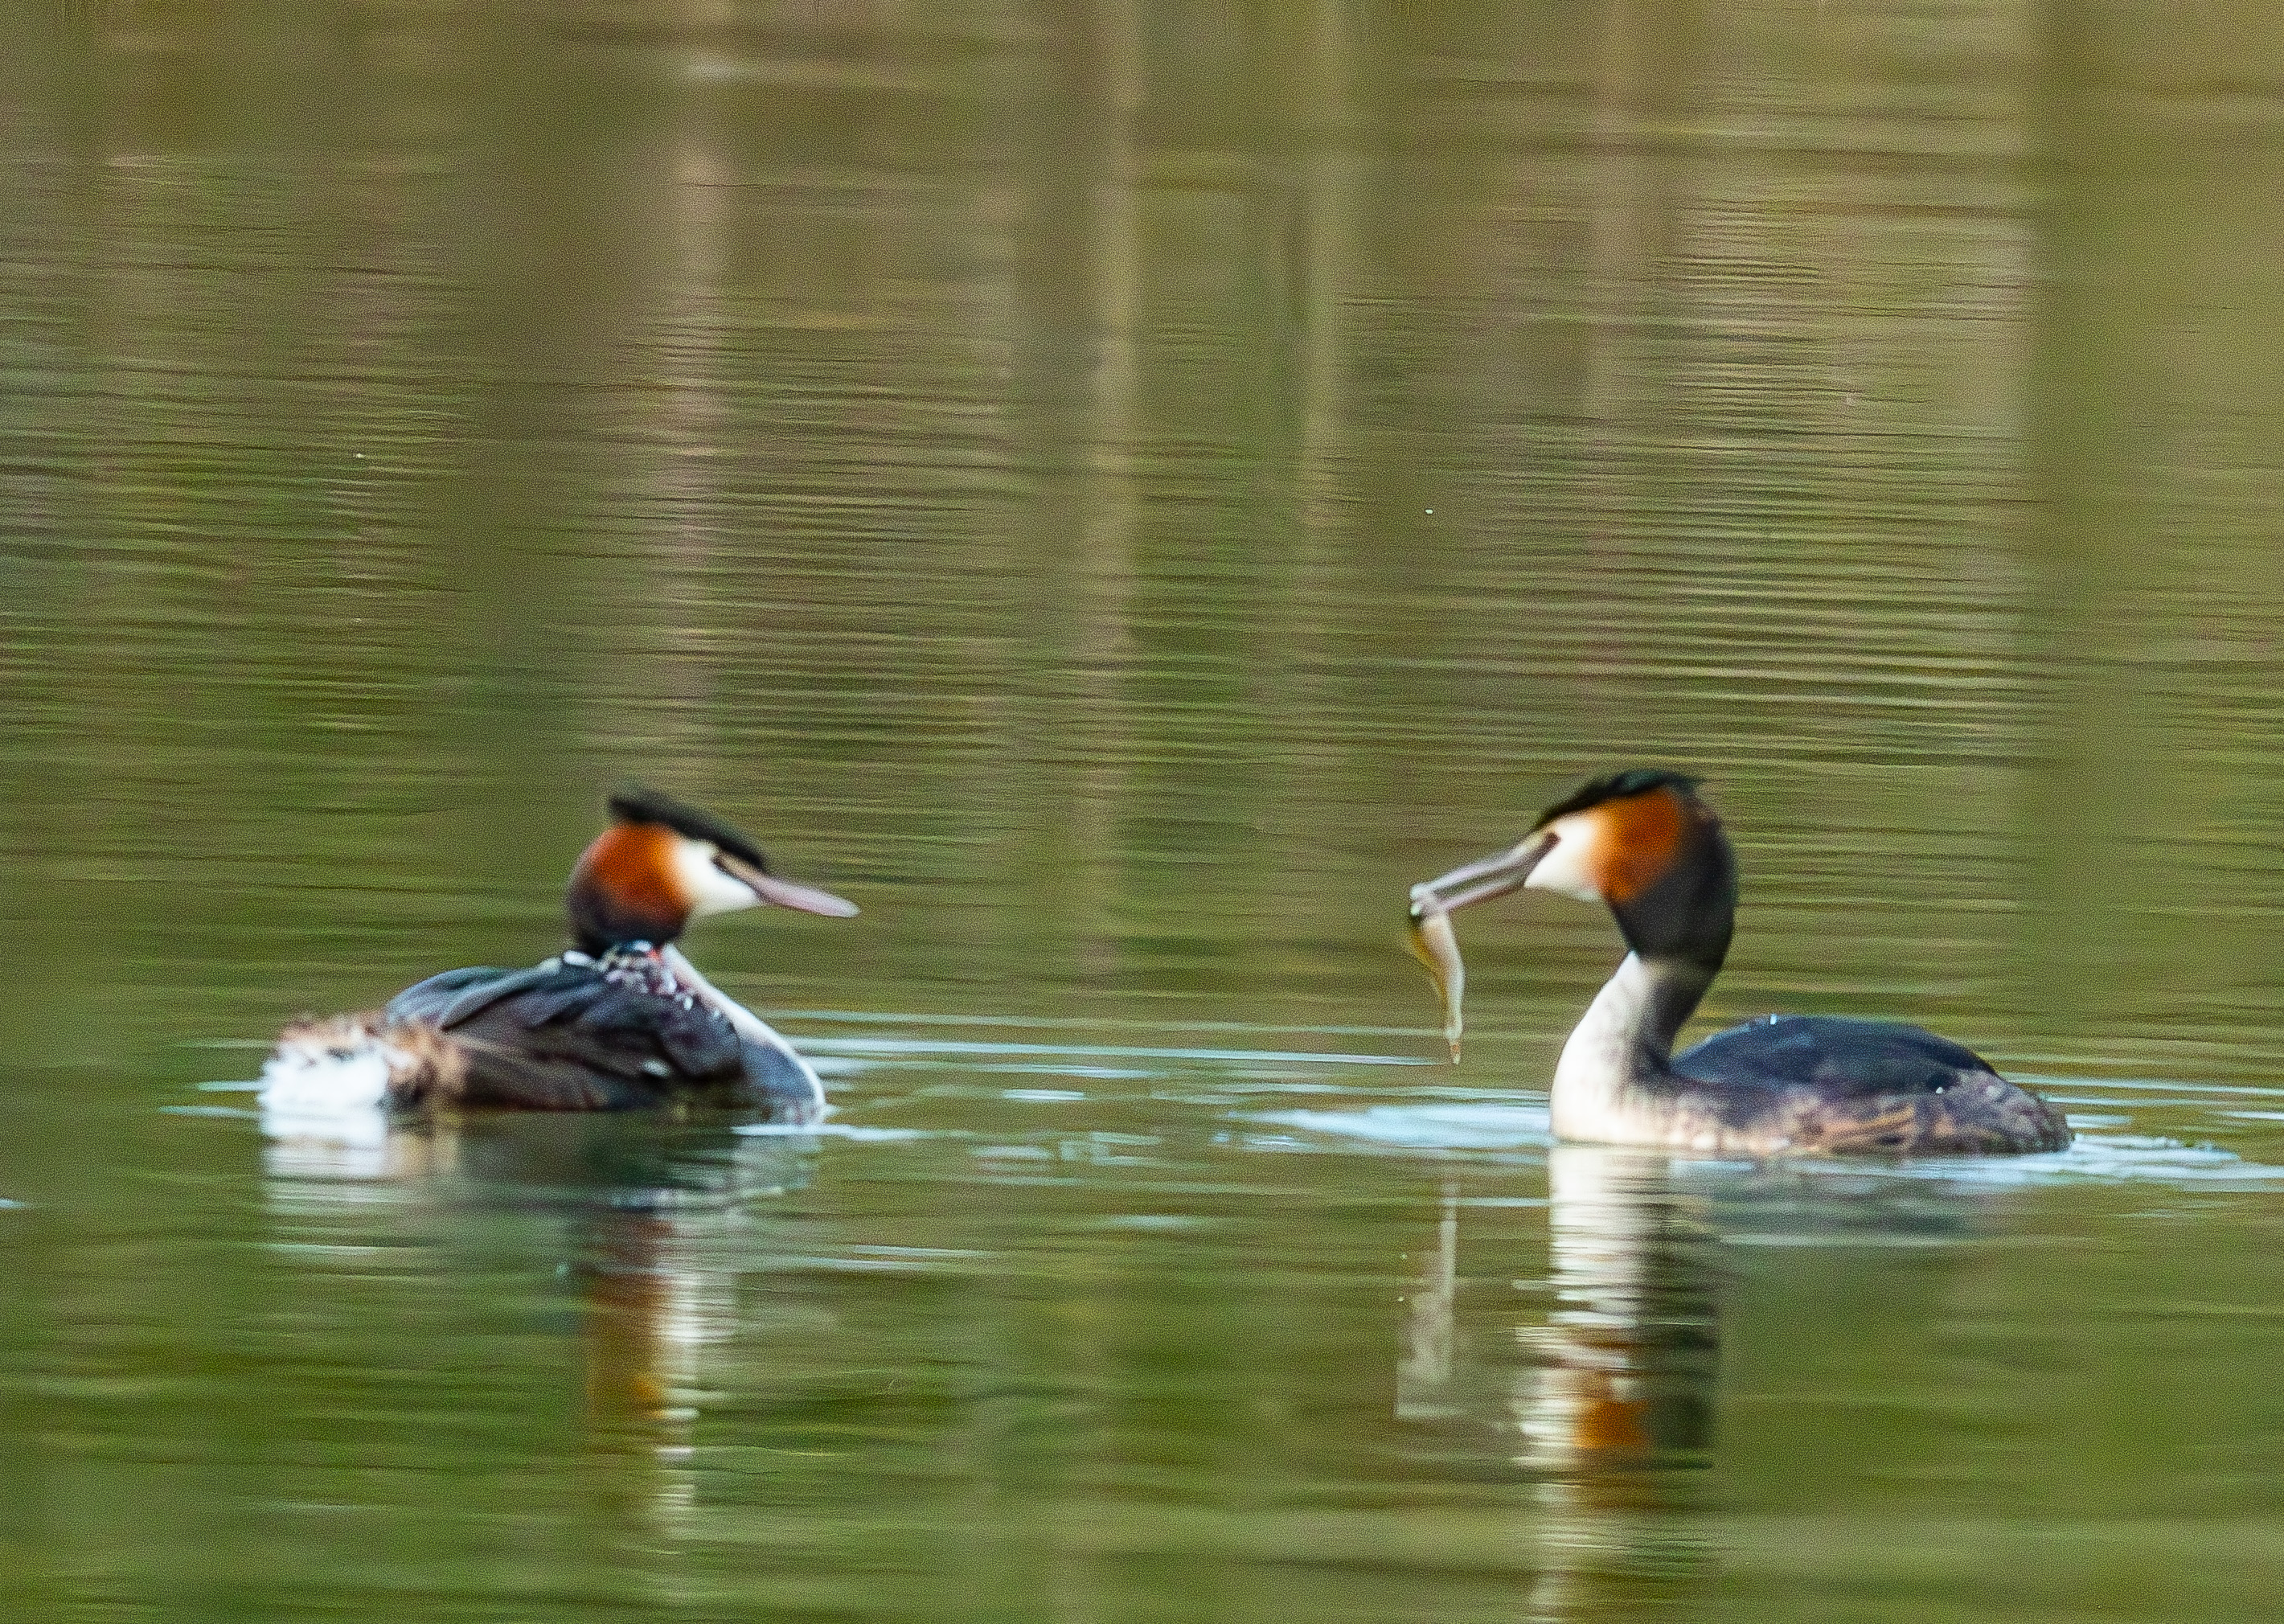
1535, 768, 1702, 830
608, 785, 772, 871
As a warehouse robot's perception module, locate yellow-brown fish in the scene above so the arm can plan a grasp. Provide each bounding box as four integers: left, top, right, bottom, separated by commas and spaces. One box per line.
1406, 890, 1465, 1062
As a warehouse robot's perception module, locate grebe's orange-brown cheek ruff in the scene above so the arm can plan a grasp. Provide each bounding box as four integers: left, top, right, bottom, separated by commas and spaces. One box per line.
1407, 769, 2069, 1157
263, 787, 858, 1132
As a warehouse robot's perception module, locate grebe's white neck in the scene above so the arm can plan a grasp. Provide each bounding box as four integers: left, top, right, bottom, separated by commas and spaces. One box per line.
1549, 952, 1715, 1145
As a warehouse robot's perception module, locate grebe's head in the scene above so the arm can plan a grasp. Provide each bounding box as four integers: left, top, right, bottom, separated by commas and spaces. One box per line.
1409, 769, 1736, 968
567, 786, 859, 954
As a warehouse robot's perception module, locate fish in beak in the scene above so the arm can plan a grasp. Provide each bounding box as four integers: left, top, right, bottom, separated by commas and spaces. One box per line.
1405, 830, 1558, 1063
1407, 901, 1466, 1060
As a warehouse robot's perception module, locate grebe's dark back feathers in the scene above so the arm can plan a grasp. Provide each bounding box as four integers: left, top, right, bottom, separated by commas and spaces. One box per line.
383, 958, 755, 1111
388, 963, 559, 1031
1673, 1015, 2070, 1154
1677, 1015, 1995, 1099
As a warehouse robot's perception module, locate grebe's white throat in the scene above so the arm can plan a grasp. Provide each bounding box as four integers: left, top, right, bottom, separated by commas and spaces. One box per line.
1549, 952, 1712, 1146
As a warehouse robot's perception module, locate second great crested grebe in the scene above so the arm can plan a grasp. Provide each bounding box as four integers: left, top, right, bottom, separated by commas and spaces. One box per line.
1407, 769, 2070, 1155
262, 789, 857, 1124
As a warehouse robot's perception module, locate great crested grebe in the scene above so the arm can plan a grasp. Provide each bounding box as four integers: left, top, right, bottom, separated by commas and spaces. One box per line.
262, 789, 857, 1123
1407, 769, 2069, 1155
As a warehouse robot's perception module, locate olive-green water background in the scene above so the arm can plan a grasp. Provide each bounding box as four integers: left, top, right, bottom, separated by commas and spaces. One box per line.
7, 5, 2284, 1621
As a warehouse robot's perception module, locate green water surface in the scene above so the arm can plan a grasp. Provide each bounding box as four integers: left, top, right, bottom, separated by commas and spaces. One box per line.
7, 5, 2284, 1621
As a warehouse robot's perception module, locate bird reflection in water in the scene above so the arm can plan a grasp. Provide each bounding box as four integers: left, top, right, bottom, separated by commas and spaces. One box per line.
1521, 1146, 1720, 1476
1395, 1146, 2004, 1619
1396, 1147, 1723, 1618
262, 1105, 815, 1536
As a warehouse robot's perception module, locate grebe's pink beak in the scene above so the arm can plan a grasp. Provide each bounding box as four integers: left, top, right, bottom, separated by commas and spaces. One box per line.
716, 852, 859, 918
